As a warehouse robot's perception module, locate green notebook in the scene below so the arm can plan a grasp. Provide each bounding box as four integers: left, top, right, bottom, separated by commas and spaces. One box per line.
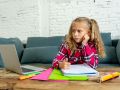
49, 69, 88, 81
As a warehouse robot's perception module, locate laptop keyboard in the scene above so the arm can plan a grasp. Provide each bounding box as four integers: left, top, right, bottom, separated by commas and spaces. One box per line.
21, 67, 35, 72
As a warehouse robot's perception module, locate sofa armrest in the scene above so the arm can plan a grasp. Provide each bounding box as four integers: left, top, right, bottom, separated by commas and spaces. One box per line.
116, 39, 120, 64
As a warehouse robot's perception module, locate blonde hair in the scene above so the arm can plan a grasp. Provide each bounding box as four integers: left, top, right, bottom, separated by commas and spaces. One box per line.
65, 17, 106, 58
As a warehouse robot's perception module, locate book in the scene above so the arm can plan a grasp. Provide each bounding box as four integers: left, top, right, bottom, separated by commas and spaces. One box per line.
61, 63, 99, 76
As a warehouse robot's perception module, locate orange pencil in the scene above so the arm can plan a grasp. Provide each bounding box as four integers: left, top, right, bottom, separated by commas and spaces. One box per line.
19, 74, 36, 80
19, 71, 41, 80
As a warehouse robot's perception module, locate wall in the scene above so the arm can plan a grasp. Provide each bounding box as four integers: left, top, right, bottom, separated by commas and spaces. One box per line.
49, 0, 120, 39
0, 0, 120, 42
0, 0, 40, 42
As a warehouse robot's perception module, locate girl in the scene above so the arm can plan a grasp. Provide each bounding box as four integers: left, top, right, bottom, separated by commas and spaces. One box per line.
52, 17, 106, 69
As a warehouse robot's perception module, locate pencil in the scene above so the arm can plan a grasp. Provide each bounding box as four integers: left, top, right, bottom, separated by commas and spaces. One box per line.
19, 72, 41, 80
19, 74, 36, 80
100, 72, 120, 83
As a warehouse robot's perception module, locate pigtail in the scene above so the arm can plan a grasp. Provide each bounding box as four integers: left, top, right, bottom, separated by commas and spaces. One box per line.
90, 19, 97, 41
90, 19, 106, 58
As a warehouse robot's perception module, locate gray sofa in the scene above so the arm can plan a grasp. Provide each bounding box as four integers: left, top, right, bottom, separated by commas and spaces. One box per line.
0, 33, 120, 68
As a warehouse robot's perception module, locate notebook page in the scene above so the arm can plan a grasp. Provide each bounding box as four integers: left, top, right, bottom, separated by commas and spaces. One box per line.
61, 63, 99, 76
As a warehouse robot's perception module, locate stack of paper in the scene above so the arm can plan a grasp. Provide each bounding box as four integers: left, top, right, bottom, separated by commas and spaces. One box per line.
61, 63, 99, 76
49, 69, 88, 81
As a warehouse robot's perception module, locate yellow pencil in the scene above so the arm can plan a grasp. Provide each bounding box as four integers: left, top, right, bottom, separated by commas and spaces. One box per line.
100, 72, 120, 82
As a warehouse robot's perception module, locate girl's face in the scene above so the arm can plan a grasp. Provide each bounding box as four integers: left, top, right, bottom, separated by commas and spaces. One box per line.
71, 21, 90, 43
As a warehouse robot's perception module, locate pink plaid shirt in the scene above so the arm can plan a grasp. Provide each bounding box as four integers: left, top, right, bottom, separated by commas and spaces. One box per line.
52, 41, 98, 69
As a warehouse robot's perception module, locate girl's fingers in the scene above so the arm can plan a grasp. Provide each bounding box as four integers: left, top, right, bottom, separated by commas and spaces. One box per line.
61, 58, 71, 69
64, 62, 70, 69
84, 34, 90, 40
64, 65, 69, 69
66, 63, 70, 67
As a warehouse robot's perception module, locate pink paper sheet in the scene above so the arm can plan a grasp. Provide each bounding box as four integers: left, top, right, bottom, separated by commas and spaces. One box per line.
31, 68, 53, 80
31, 68, 69, 83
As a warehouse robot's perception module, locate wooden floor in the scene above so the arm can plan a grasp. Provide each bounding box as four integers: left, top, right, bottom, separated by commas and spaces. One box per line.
0, 66, 120, 90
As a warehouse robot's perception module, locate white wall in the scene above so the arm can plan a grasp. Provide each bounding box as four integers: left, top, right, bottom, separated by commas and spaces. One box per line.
49, 0, 120, 39
0, 0, 40, 42
0, 0, 120, 42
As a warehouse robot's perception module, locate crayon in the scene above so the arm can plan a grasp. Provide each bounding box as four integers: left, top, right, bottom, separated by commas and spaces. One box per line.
100, 72, 120, 82
19, 74, 36, 80
19, 71, 41, 80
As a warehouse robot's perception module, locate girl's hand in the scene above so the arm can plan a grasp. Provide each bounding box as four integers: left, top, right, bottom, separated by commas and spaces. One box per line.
59, 58, 71, 69
82, 34, 90, 45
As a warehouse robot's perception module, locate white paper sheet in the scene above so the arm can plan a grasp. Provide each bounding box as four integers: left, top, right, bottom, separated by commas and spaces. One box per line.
61, 63, 99, 76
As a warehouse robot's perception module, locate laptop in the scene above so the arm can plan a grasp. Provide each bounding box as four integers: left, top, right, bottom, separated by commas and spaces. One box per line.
0, 44, 46, 74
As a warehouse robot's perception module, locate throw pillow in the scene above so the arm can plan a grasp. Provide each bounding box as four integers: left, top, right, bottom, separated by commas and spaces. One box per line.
99, 46, 118, 64
21, 46, 59, 64
116, 40, 120, 64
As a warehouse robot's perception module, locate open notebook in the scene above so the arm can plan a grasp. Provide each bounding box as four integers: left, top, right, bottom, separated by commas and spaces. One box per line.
61, 63, 99, 76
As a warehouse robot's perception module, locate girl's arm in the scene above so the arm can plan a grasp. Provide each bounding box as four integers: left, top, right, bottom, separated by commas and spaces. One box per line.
81, 42, 99, 68
52, 43, 68, 68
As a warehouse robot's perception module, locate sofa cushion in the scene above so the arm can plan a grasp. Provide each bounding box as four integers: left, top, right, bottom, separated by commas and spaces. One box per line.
26, 36, 64, 48
99, 46, 118, 64
26, 33, 111, 48
21, 46, 59, 64
101, 33, 112, 46
116, 40, 120, 64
